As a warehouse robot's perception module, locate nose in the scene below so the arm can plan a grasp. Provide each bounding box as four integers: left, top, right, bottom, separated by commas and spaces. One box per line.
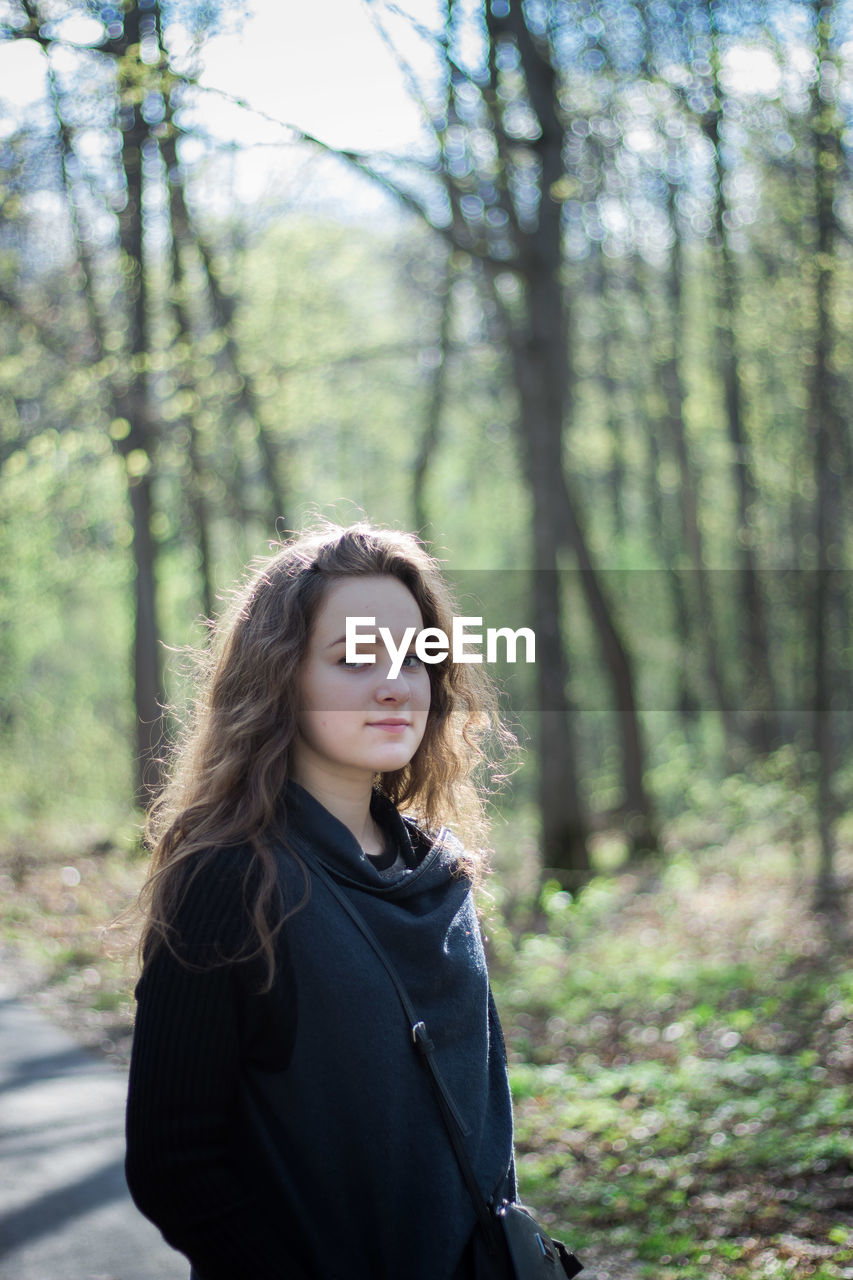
375, 664, 412, 701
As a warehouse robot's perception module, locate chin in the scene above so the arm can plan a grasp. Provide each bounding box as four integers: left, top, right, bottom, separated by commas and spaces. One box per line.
367, 749, 417, 772
370, 750, 415, 769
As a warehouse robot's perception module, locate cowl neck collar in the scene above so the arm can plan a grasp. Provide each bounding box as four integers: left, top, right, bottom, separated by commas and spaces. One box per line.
279, 780, 457, 898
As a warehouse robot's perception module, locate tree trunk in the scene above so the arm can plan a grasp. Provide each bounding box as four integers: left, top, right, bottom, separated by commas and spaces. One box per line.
704, 46, 779, 752
809, 0, 842, 909
630, 257, 699, 723
193, 234, 288, 526
505, 319, 589, 881
112, 3, 165, 800
534, 564, 588, 884
413, 253, 454, 535
661, 179, 737, 750
127, 472, 165, 797
554, 475, 658, 855
44, 0, 167, 801
159, 126, 216, 621
593, 245, 625, 539
481, 4, 591, 879
504, 7, 655, 860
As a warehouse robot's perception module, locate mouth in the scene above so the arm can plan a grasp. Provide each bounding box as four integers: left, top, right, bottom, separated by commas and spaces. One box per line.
368, 719, 410, 729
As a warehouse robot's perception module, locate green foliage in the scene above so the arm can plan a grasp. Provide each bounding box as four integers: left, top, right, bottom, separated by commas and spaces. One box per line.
0, 426, 134, 836
232, 219, 524, 552
0, 214, 528, 829
490, 768, 853, 1278
3, 0, 853, 829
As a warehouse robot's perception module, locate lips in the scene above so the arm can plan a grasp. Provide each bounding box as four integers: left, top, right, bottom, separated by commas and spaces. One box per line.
368, 719, 410, 727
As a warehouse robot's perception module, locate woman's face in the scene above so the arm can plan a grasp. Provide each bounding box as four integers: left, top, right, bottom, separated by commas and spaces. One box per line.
292, 575, 431, 790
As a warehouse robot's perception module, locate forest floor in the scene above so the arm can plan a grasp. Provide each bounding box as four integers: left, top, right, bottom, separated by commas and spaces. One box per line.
1, 761, 851, 1280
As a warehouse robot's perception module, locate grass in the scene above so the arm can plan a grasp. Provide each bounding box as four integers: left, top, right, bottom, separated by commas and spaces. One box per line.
486, 765, 853, 1279
0, 832, 145, 1060
0, 758, 851, 1278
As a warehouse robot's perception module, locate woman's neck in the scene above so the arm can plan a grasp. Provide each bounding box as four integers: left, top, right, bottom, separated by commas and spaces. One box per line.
291, 768, 383, 856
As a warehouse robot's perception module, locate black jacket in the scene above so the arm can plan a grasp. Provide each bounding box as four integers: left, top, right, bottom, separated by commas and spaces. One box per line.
125, 786, 515, 1279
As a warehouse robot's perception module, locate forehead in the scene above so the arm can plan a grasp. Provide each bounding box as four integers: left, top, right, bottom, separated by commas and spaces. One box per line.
312, 574, 423, 636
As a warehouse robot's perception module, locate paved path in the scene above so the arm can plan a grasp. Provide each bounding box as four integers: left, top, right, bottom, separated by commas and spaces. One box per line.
0, 978, 186, 1280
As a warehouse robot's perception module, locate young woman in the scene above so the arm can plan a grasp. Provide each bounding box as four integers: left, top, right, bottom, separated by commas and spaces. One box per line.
125, 522, 519, 1280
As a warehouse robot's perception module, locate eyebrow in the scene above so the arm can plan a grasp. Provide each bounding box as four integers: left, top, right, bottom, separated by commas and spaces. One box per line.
325, 635, 385, 649
324, 634, 419, 650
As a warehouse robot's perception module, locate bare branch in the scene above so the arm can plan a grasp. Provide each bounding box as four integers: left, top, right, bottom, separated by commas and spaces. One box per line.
360, 0, 446, 138
44, 48, 106, 359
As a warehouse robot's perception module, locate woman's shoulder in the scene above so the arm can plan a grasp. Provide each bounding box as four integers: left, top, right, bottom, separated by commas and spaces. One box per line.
164, 842, 260, 951
138, 837, 293, 996
176, 840, 256, 895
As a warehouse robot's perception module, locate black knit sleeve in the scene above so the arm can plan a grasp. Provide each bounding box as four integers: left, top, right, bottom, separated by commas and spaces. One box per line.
125, 848, 306, 1280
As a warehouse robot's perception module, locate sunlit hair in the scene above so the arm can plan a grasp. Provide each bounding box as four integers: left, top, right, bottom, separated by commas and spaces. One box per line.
139, 521, 514, 989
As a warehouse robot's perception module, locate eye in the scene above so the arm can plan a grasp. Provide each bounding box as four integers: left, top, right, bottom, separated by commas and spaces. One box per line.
338, 657, 370, 670
400, 653, 422, 668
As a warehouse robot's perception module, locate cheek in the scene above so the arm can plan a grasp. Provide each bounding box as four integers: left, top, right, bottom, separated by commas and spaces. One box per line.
306, 711, 332, 733
302, 708, 357, 736
300, 665, 359, 715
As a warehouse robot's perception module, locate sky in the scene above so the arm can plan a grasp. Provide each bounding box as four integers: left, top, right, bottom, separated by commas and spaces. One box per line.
192, 0, 434, 155
181, 0, 444, 216
0, 0, 429, 150
0, 0, 437, 214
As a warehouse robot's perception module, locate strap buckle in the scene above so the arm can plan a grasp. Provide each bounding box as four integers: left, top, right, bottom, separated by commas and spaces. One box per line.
412, 1021, 434, 1055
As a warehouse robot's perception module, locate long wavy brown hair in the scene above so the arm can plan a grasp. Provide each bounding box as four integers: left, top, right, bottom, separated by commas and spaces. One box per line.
138, 521, 513, 988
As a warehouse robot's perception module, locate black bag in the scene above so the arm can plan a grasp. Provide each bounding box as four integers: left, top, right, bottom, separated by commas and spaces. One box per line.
305, 857, 585, 1280
495, 1201, 583, 1278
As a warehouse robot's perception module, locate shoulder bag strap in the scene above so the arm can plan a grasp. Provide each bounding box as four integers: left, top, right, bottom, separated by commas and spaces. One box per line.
304, 854, 498, 1244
